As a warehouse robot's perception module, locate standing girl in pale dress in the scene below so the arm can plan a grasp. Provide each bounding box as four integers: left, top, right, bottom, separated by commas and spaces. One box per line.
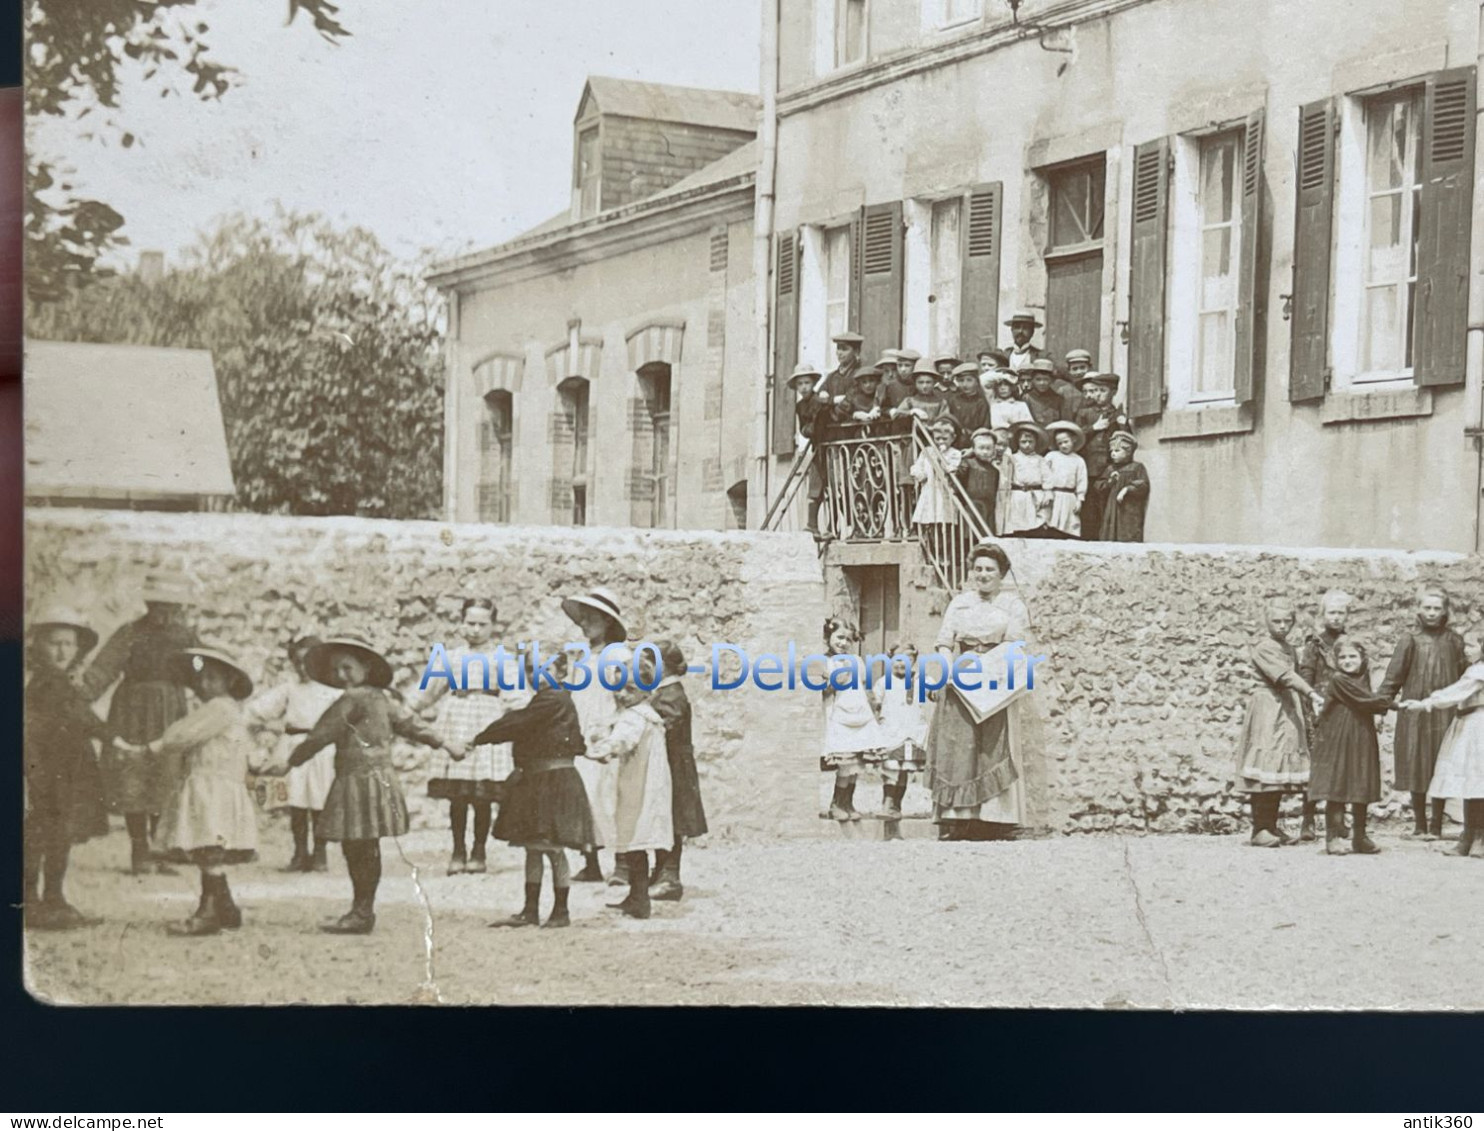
909, 416, 963, 528
819, 618, 886, 823
1401, 630, 1484, 858
1230, 601, 1324, 847
1004, 423, 1051, 535
562, 586, 626, 886
1042, 422, 1088, 538
413, 597, 515, 875
875, 643, 928, 842
247, 636, 340, 872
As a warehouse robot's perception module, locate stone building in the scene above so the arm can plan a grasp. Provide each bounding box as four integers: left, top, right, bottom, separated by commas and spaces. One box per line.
429, 77, 762, 531
760, 0, 1484, 651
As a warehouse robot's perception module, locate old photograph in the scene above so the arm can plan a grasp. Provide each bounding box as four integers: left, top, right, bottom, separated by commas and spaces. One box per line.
19, 0, 1484, 1009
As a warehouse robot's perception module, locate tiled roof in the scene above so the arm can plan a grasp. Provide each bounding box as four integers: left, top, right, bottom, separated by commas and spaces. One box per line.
581, 76, 760, 132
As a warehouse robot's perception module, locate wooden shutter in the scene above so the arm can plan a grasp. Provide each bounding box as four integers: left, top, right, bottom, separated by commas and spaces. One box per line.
1127, 137, 1169, 418
1290, 98, 1335, 402
857, 201, 904, 363
847, 209, 863, 333
1234, 108, 1266, 406
958, 181, 1004, 360
1414, 67, 1476, 387
771, 229, 801, 455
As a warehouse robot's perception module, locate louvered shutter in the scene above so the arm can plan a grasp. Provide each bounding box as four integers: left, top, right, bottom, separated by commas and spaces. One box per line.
848, 209, 863, 333
771, 230, 801, 455
958, 182, 1004, 360
1234, 108, 1266, 406
857, 201, 904, 363
1414, 67, 1476, 387
1127, 137, 1169, 418
1290, 98, 1334, 402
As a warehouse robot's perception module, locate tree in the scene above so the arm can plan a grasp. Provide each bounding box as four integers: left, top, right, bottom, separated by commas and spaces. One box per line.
29, 209, 445, 520
25, 0, 349, 305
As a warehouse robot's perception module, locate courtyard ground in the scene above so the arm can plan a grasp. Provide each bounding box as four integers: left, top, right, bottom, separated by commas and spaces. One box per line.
23, 820, 1483, 1009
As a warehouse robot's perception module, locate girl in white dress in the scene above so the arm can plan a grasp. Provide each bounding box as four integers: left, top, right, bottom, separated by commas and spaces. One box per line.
875, 643, 928, 841
1402, 630, 1484, 858
820, 617, 886, 822
910, 417, 964, 526
1043, 422, 1089, 538
1005, 422, 1052, 535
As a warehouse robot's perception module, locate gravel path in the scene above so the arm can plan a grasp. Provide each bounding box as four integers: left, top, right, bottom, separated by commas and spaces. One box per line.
24, 822, 1483, 1008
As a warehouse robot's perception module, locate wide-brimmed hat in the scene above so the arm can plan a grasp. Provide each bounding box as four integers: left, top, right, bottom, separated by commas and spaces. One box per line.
933, 353, 962, 369
1010, 421, 1050, 451
1026, 358, 1057, 376
171, 645, 255, 700
29, 604, 99, 656
911, 359, 939, 379
854, 365, 882, 382
950, 361, 980, 379
895, 348, 923, 364
1064, 349, 1093, 365
787, 362, 822, 386
1109, 430, 1139, 450
831, 331, 865, 347
561, 586, 629, 642
872, 351, 900, 370
1004, 310, 1043, 328
1078, 371, 1121, 389
1046, 420, 1086, 451
141, 570, 196, 606
304, 634, 393, 689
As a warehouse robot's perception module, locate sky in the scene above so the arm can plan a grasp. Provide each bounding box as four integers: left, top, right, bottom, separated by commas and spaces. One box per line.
32, 0, 762, 266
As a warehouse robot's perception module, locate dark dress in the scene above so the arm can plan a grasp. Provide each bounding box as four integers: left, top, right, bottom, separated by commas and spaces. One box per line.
1096, 459, 1149, 542
79, 616, 198, 814
955, 453, 1001, 534
476, 686, 599, 851
25, 668, 111, 847
1297, 627, 1344, 744
1309, 665, 1392, 803
1077, 404, 1132, 538
1377, 622, 1467, 794
946, 390, 992, 436
292, 686, 442, 841
651, 679, 708, 840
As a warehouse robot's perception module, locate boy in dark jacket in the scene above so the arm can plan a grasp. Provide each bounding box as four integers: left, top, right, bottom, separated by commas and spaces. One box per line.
1075, 372, 1130, 538
945, 362, 992, 436
955, 428, 1001, 534
1094, 431, 1149, 541
648, 640, 707, 901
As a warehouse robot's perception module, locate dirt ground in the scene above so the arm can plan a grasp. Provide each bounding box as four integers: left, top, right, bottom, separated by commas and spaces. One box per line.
23, 818, 1484, 1009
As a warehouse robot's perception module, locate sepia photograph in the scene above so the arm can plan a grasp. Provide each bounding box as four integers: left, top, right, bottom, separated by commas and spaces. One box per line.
18, 0, 1484, 1013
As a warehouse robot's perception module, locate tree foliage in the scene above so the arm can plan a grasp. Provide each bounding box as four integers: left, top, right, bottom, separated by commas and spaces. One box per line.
29, 209, 445, 520
25, 0, 349, 304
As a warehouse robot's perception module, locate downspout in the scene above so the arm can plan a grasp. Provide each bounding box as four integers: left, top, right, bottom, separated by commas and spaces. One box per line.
1469, 1, 1484, 552
752, 0, 780, 528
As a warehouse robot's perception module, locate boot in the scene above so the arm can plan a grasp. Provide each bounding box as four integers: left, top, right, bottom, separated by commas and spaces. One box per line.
1428, 799, 1446, 841
608, 856, 630, 889
311, 843, 329, 872
490, 883, 541, 928
1323, 803, 1349, 854
649, 858, 683, 902
1351, 804, 1380, 854
215, 875, 242, 930
167, 876, 221, 937
282, 852, 311, 873
1299, 799, 1317, 842
320, 901, 376, 934
805, 497, 823, 535
129, 838, 151, 876
447, 849, 467, 876
544, 886, 572, 929
466, 848, 488, 875
572, 850, 604, 883
1406, 792, 1429, 837
650, 849, 669, 886
828, 780, 852, 822
607, 853, 651, 919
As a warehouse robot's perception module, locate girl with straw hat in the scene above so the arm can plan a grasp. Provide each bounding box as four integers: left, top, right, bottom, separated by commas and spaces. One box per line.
1042, 421, 1088, 538
1004, 422, 1052, 535
24, 605, 110, 930
562, 586, 627, 885
287, 635, 463, 934
77, 569, 199, 875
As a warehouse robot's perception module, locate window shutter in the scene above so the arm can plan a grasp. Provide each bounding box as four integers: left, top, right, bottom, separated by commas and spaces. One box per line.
1414, 66, 1476, 387
848, 208, 863, 333
958, 181, 1003, 361
771, 229, 801, 455
1233, 108, 1266, 406
1127, 137, 1170, 418
857, 201, 904, 363
1290, 98, 1335, 402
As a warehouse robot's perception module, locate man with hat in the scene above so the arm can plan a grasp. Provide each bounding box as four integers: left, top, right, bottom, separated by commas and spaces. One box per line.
1074, 371, 1131, 539
1003, 310, 1047, 376
1022, 359, 1073, 428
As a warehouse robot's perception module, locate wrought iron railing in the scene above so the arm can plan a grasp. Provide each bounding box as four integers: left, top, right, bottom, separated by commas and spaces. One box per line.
819, 431, 915, 543
907, 419, 995, 595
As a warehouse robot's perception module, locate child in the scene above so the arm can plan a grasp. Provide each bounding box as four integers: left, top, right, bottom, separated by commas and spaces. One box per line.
820, 618, 885, 822
955, 427, 1001, 534
933, 353, 961, 390
78, 571, 199, 875
945, 362, 992, 435
586, 648, 672, 920
835, 366, 885, 435
1231, 601, 1324, 847
991, 427, 1015, 536
413, 596, 515, 875
889, 361, 952, 433
1296, 590, 1354, 839
910, 417, 964, 527
247, 635, 341, 872
475, 649, 597, 928
988, 375, 1032, 432
1402, 629, 1484, 857
24, 607, 110, 930
875, 644, 928, 843
648, 639, 707, 901
141, 646, 262, 936
1043, 421, 1088, 538
1022, 360, 1069, 427
977, 347, 1010, 383
1004, 422, 1052, 535
1378, 588, 1467, 839
873, 351, 912, 413
1095, 431, 1149, 543
288, 634, 463, 934
1309, 640, 1396, 855
1074, 372, 1130, 538
562, 586, 628, 885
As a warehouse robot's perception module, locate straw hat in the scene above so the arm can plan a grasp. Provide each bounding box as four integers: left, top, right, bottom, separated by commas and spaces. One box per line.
787, 362, 822, 387
304, 634, 394, 689
1046, 420, 1086, 451
561, 586, 629, 642
1010, 421, 1050, 451
170, 645, 255, 700
30, 604, 99, 656
141, 570, 195, 606
872, 351, 900, 370
1004, 310, 1043, 328
911, 359, 939, 379
1026, 358, 1057, 376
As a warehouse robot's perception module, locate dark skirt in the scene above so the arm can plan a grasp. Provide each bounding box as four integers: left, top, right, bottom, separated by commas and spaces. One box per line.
1309, 711, 1383, 804
26, 751, 110, 845
319, 750, 410, 841
103, 679, 190, 814
923, 688, 1018, 812
668, 747, 708, 840
158, 846, 259, 866
427, 778, 508, 803
493, 765, 599, 851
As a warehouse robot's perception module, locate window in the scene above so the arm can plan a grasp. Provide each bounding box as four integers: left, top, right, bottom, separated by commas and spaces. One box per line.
1048, 161, 1106, 252
1043, 157, 1107, 363
576, 126, 600, 218
638, 363, 672, 527
815, 0, 867, 74
1359, 90, 1422, 378
922, 0, 982, 29
928, 197, 962, 355
824, 224, 852, 347
478, 392, 513, 523
557, 377, 590, 525
1194, 131, 1243, 398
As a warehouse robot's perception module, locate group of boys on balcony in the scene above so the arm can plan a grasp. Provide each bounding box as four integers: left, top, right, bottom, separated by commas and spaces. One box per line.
790, 310, 1151, 544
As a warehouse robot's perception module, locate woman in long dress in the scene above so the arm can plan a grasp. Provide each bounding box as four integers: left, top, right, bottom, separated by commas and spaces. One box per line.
923, 542, 1034, 841
1401, 629, 1484, 858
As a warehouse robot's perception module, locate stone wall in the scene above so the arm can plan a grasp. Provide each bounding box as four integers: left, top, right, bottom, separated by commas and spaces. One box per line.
25, 510, 824, 839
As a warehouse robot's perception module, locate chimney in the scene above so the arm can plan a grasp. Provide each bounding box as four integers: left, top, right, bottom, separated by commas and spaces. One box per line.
138, 250, 165, 284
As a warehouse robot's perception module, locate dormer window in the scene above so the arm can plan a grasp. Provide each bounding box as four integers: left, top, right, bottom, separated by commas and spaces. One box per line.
576, 125, 601, 218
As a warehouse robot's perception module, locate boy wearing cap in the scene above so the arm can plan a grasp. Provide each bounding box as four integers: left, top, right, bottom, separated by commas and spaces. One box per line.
826, 332, 866, 400
1022, 360, 1071, 427
1074, 372, 1130, 538
1096, 431, 1149, 541
874, 351, 913, 412
835, 366, 885, 435
1003, 311, 1047, 375
945, 361, 992, 435
889, 361, 953, 433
